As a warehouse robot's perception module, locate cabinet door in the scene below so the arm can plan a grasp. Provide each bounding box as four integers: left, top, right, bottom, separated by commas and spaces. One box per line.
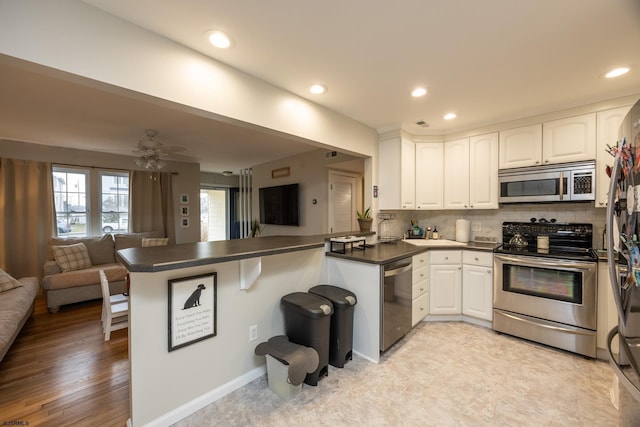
378, 136, 415, 209
542, 113, 596, 164
415, 142, 444, 209
499, 124, 542, 169
462, 264, 493, 321
596, 107, 631, 208
412, 292, 429, 326
400, 137, 416, 209
443, 138, 470, 209
596, 262, 619, 354
469, 133, 498, 209
429, 264, 462, 314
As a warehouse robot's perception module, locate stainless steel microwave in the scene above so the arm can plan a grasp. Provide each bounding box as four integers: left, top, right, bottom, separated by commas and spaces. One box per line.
498, 160, 596, 203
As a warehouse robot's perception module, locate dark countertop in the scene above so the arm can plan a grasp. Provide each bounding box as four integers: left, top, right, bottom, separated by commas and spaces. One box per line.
326, 240, 498, 265
119, 231, 374, 272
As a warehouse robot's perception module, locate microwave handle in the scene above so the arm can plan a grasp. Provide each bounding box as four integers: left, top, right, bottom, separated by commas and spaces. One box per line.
559, 172, 564, 200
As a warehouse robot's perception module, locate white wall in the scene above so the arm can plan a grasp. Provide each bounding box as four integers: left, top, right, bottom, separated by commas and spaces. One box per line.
0, 139, 201, 243
251, 149, 365, 236
128, 248, 327, 426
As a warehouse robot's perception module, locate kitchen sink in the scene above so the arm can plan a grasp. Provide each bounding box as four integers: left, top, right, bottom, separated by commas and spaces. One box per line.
404, 239, 467, 247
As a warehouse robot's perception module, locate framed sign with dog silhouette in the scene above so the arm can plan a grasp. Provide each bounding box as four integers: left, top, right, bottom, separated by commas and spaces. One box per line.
168, 272, 217, 351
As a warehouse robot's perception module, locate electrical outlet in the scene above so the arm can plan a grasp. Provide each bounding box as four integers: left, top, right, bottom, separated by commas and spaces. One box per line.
249, 324, 258, 342
472, 222, 481, 232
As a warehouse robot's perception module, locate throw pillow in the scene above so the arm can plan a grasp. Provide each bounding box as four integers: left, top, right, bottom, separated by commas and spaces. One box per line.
142, 237, 169, 247
52, 243, 93, 272
0, 268, 22, 292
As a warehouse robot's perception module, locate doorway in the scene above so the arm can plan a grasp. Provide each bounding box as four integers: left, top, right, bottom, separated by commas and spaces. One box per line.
200, 188, 228, 241
328, 171, 361, 234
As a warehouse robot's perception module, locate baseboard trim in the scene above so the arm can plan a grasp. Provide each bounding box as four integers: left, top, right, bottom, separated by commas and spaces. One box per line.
141, 365, 267, 427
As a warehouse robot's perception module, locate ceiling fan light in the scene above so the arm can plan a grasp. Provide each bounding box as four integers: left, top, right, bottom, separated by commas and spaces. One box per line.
156, 159, 167, 169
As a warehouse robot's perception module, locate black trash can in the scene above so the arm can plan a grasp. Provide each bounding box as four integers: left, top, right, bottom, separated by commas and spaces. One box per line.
281, 292, 333, 386
309, 285, 357, 368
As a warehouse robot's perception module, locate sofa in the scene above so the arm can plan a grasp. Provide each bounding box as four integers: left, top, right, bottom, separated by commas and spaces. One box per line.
43, 231, 164, 313
0, 275, 39, 363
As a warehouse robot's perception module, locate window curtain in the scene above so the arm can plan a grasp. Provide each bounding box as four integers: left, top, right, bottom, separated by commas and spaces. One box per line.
130, 171, 175, 243
0, 158, 53, 279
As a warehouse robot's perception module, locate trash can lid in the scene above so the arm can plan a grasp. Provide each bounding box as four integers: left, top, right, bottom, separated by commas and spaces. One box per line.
308, 285, 357, 307
281, 292, 333, 317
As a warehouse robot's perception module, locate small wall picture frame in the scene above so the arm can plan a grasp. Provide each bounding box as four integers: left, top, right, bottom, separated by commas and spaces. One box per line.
271, 166, 290, 179
181, 218, 189, 228
181, 206, 189, 217
180, 193, 189, 204
168, 272, 217, 351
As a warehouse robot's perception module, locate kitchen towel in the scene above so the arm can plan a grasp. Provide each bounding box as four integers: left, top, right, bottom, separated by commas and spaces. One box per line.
455, 219, 470, 243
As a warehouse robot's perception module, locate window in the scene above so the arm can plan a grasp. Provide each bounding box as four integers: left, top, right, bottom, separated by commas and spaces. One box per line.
200, 188, 228, 241
53, 166, 130, 237
53, 168, 89, 236
100, 172, 129, 234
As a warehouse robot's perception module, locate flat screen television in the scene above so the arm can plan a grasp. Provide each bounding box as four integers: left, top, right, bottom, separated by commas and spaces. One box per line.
259, 183, 300, 226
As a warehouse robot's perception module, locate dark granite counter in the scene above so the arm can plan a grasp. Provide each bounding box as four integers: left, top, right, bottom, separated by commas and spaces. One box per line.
119, 231, 374, 272
326, 239, 498, 265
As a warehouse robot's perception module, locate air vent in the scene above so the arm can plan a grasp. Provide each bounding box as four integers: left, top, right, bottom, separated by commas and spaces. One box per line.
415, 120, 429, 127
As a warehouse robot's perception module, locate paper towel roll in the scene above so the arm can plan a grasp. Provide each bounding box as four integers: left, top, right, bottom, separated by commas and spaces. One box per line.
455, 219, 470, 243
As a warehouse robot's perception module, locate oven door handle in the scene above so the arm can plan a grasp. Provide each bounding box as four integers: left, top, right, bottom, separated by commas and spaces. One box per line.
494, 254, 594, 271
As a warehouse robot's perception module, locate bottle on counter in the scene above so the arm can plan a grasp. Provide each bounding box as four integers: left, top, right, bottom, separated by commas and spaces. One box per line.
425, 226, 432, 240
432, 226, 439, 240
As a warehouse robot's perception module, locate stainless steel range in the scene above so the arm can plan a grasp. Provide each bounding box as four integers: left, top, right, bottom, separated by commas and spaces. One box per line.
493, 220, 598, 358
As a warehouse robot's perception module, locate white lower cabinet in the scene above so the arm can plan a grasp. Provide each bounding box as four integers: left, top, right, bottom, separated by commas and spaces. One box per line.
597, 261, 619, 356
429, 251, 462, 315
461, 251, 493, 321
412, 252, 429, 326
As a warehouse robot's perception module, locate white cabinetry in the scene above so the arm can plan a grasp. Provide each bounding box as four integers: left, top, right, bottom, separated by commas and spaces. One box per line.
412, 252, 429, 326
444, 138, 469, 209
379, 136, 415, 209
499, 114, 596, 169
415, 143, 444, 210
596, 106, 631, 208
429, 250, 462, 315
542, 113, 596, 164
462, 251, 493, 321
499, 124, 543, 169
444, 133, 498, 209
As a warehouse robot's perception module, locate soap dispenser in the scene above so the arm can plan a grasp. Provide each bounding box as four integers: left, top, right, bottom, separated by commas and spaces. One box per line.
432, 226, 439, 240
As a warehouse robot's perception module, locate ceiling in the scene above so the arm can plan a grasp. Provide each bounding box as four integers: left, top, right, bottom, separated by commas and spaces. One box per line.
2, 0, 640, 173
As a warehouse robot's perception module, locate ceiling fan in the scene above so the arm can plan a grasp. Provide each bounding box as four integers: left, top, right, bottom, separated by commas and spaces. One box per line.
133, 129, 185, 169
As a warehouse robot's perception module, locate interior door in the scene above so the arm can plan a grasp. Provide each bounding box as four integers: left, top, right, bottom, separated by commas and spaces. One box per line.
328, 172, 360, 234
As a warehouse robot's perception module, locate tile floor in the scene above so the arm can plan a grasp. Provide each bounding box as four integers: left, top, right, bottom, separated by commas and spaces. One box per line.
175, 322, 620, 426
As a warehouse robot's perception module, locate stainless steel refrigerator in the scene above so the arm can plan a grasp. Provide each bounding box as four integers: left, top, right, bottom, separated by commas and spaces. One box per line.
606, 98, 640, 425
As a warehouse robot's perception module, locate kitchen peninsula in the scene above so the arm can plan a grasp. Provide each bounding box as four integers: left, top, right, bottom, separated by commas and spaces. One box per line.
118, 234, 489, 426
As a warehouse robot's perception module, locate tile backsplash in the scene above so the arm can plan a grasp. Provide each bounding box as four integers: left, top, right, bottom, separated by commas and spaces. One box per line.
379, 203, 607, 249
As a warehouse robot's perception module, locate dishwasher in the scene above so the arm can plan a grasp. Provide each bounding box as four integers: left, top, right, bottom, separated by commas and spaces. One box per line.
381, 257, 412, 351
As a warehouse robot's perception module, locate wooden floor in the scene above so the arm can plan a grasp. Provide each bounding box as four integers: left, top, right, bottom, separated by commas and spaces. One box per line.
0, 295, 129, 426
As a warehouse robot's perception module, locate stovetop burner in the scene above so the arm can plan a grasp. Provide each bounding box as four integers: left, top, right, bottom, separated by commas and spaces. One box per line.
495, 221, 597, 262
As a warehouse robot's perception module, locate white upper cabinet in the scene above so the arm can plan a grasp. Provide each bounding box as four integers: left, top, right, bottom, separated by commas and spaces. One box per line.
379, 136, 415, 209
469, 133, 499, 209
542, 113, 596, 164
444, 133, 498, 209
415, 142, 444, 210
499, 124, 543, 169
444, 138, 470, 209
595, 106, 631, 208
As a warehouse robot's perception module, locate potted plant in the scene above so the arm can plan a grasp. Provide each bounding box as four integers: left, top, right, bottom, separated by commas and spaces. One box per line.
357, 207, 373, 232
250, 219, 263, 237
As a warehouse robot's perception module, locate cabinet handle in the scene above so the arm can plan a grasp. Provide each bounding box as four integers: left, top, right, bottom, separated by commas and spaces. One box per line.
420, 307, 424, 311
458, 267, 462, 271
544, 160, 549, 163
474, 257, 479, 261
420, 287, 424, 292
464, 205, 467, 208
535, 161, 540, 164
420, 273, 424, 277
487, 269, 491, 274
445, 257, 449, 260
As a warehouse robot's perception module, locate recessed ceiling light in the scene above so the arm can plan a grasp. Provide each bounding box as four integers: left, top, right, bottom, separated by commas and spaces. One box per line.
605, 67, 630, 78
205, 30, 233, 48
309, 84, 327, 94
411, 87, 427, 97
444, 113, 457, 120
